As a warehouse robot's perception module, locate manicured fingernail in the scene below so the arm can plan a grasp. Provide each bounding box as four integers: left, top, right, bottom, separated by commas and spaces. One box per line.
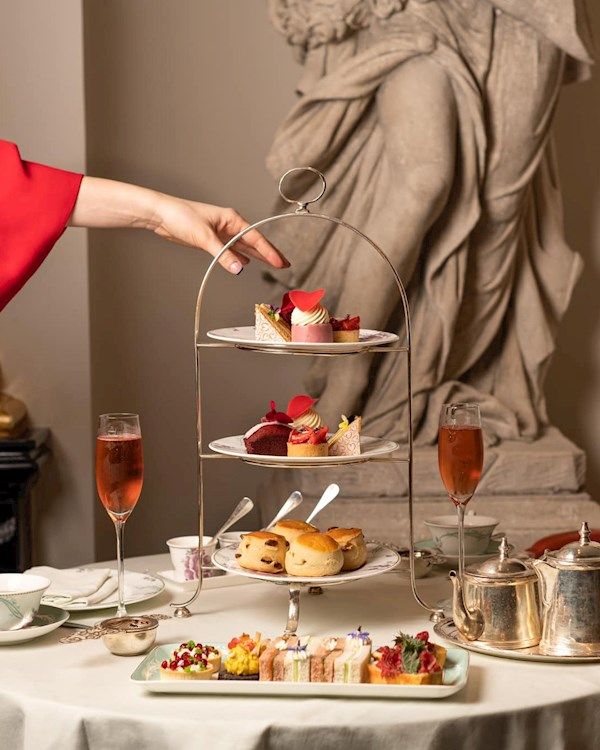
230, 261, 243, 275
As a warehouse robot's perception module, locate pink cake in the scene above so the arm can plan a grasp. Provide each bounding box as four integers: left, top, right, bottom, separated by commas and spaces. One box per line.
289, 289, 333, 343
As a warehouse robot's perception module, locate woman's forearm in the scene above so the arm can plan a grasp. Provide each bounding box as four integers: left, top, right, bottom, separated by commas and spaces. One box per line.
69, 176, 160, 230
68, 175, 289, 274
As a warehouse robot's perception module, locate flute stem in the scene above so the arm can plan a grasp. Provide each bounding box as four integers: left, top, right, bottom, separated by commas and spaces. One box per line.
114, 519, 127, 617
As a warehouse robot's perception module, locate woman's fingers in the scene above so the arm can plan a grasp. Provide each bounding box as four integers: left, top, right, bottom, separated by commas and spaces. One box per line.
204, 231, 249, 275
223, 209, 290, 269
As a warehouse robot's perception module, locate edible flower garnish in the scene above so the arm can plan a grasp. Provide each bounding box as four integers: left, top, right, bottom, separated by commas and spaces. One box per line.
376, 631, 441, 676
348, 625, 371, 644
262, 401, 292, 424
288, 288, 326, 312
286, 394, 318, 421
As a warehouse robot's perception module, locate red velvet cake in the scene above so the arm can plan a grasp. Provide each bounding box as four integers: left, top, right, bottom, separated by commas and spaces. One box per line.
243, 401, 292, 456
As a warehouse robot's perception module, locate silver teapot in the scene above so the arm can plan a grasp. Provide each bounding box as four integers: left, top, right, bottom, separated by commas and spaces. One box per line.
532, 522, 600, 657
450, 537, 542, 648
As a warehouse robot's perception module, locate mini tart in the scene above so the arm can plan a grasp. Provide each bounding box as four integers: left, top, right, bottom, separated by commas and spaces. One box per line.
333, 329, 360, 343
159, 641, 220, 680
367, 664, 443, 685
287, 441, 329, 458
160, 664, 216, 681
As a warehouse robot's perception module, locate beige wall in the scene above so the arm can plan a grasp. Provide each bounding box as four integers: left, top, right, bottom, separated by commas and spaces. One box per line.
0, 1, 94, 566
83, 0, 304, 559
547, 2, 600, 506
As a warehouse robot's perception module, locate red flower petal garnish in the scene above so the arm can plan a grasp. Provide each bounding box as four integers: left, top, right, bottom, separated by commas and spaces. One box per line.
287, 394, 317, 420
377, 646, 404, 679
262, 400, 292, 424
278, 292, 294, 325
289, 288, 325, 312
415, 631, 430, 643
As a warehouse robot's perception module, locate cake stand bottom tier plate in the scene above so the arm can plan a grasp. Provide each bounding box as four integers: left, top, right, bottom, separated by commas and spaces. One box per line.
434, 619, 600, 663
212, 542, 400, 586
132, 643, 469, 699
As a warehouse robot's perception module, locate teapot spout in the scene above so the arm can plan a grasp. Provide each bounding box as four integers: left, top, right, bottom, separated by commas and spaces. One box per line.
449, 570, 484, 641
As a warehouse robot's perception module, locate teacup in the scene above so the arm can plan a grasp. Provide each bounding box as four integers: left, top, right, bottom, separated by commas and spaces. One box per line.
0, 573, 50, 630
424, 515, 498, 556
218, 531, 251, 548
166, 536, 217, 580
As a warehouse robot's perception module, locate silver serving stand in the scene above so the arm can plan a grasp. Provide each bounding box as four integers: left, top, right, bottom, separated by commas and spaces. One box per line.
170, 167, 445, 631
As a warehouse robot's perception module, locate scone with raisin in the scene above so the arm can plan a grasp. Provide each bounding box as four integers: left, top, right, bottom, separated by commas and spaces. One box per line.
235, 531, 287, 574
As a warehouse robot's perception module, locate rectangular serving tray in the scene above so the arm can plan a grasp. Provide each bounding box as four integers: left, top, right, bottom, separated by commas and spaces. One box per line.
131, 643, 469, 699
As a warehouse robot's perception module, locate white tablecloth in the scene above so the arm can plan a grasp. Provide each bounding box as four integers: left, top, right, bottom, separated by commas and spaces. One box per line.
2, 553, 600, 750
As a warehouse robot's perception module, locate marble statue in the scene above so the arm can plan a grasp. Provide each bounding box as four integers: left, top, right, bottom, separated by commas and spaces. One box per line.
265, 0, 595, 446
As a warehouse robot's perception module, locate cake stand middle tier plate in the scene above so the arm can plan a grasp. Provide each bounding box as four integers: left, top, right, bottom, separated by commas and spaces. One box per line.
212, 542, 400, 586
208, 435, 401, 465
207, 327, 400, 354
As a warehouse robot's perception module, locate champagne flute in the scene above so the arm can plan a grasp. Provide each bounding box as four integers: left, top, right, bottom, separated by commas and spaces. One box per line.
95, 413, 143, 617
437, 404, 483, 586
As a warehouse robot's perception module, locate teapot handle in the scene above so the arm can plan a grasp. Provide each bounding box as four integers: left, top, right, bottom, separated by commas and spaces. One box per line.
532, 550, 552, 608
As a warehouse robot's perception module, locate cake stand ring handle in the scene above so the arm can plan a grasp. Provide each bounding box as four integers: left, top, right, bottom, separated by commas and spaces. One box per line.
278, 167, 326, 213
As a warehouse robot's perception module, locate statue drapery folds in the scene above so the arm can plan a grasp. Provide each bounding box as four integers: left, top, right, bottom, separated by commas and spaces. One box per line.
266, 0, 594, 446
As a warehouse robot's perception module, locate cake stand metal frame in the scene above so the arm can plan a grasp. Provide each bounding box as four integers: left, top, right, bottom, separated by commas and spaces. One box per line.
171, 166, 444, 630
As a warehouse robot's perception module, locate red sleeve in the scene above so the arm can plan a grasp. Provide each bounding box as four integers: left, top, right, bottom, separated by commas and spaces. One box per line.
0, 140, 83, 311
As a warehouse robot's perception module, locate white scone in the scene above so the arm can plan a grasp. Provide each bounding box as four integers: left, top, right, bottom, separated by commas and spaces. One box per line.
270, 519, 318, 545
326, 527, 368, 571
235, 531, 287, 574
285, 533, 344, 577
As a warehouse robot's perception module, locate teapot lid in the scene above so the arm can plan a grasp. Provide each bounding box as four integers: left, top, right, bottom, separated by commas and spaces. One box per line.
550, 522, 600, 565
467, 537, 534, 579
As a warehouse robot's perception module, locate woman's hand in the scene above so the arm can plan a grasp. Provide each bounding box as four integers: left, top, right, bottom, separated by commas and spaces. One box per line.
150, 194, 288, 274
69, 176, 289, 274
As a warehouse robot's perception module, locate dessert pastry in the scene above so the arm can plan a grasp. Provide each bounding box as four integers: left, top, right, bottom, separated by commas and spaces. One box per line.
222, 632, 267, 680
287, 426, 329, 458
285, 532, 344, 577
332, 627, 372, 683
287, 394, 323, 431
328, 415, 362, 456
243, 400, 292, 456
235, 531, 287, 574
368, 631, 446, 685
159, 640, 219, 680
269, 519, 318, 545
331, 315, 360, 343
254, 292, 293, 343
326, 527, 368, 571
289, 289, 333, 343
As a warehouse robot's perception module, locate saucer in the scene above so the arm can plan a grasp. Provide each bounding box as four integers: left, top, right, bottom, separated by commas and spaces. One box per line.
415, 535, 513, 567
0, 605, 68, 644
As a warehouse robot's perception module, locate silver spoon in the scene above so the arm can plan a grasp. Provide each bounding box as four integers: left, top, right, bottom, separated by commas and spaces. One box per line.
209, 496, 254, 545
264, 490, 303, 530
305, 483, 340, 525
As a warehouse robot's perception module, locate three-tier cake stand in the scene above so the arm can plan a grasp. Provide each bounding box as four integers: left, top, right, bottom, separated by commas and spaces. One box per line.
170, 167, 445, 631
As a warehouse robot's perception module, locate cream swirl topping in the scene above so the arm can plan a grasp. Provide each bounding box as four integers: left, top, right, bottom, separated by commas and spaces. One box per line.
292, 408, 323, 430
291, 304, 330, 326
